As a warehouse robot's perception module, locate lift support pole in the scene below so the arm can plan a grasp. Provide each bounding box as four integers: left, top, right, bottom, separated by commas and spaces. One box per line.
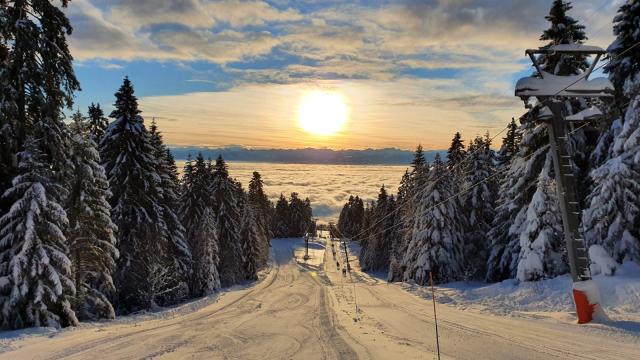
547, 100, 592, 283
546, 100, 604, 324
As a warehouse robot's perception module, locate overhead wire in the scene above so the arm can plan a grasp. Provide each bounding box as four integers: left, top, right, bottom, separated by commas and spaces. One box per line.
345, 39, 640, 243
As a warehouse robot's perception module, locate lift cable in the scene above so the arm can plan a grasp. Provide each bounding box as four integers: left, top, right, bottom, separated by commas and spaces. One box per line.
360, 120, 592, 243
346, 39, 640, 244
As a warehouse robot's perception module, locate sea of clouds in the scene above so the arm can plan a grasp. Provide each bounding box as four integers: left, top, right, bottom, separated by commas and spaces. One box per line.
176, 161, 407, 222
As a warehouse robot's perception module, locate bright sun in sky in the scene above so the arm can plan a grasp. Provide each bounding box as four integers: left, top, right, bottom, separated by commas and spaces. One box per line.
297, 91, 348, 136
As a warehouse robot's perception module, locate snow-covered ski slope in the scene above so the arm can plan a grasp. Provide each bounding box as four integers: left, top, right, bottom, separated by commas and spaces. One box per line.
1, 238, 639, 359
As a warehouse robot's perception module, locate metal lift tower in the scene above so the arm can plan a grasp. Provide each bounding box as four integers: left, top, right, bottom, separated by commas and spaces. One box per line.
515, 44, 614, 324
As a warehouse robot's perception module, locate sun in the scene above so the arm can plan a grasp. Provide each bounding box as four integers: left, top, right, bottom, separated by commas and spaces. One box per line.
298, 91, 348, 136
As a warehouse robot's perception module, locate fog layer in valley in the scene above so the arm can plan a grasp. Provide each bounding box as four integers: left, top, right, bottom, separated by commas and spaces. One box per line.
177, 161, 406, 222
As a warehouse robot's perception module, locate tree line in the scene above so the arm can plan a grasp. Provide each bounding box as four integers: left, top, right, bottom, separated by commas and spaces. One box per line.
0, 1, 314, 329
339, 0, 640, 285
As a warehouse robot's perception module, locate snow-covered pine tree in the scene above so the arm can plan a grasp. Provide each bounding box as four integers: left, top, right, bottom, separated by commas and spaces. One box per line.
496, 118, 521, 167
338, 196, 353, 237
180, 154, 207, 233
582, 154, 640, 263
388, 146, 429, 282
446, 132, 466, 170
0, 0, 80, 200
0, 0, 81, 329
210, 156, 243, 287
486, 116, 548, 282
604, 0, 640, 106
272, 194, 289, 238
0, 38, 14, 217
411, 144, 426, 169
240, 204, 264, 280
180, 153, 220, 296
66, 113, 118, 320
402, 154, 465, 284
337, 195, 365, 239
462, 135, 496, 280
100, 77, 165, 312
487, 0, 590, 282
360, 186, 395, 271
248, 171, 273, 261
288, 193, 308, 237
0, 139, 78, 329
86, 103, 109, 144
190, 207, 220, 296
388, 170, 411, 282
148, 120, 191, 305
539, 0, 592, 195
583, 83, 640, 263
538, 0, 588, 76
517, 154, 566, 281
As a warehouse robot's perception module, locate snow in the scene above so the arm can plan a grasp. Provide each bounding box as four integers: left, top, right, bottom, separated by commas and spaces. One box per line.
515, 71, 614, 98
404, 261, 640, 326
565, 106, 603, 121
546, 44, 606, 53
1, 238, 639, 359
589, 245, 618, 276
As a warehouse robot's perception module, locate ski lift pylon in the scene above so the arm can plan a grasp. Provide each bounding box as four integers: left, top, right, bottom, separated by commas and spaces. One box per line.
515, 44, 614, 102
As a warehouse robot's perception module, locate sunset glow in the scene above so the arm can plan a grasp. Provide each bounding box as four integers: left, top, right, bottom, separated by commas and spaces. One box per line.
297, 91, 348, 136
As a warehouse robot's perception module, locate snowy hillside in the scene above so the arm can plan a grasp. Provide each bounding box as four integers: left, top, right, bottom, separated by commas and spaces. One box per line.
2, 237, 639, 360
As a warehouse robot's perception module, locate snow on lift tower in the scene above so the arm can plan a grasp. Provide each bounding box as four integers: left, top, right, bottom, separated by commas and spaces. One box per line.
515, 44, 614, 324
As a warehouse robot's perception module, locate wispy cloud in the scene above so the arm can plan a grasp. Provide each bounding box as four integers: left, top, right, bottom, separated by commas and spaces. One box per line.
68, 0, 620, 149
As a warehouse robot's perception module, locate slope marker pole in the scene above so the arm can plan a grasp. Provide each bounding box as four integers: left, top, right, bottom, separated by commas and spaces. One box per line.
429, 271, 441, 360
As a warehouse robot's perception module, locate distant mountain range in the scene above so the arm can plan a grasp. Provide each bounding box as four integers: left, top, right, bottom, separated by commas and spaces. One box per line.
169, 146, 443, 165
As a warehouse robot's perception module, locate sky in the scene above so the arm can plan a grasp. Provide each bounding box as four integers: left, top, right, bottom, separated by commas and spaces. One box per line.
66, 0, 621, 150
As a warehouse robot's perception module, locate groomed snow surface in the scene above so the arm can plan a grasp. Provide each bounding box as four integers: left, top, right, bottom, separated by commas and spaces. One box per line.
1, 237, 639, 359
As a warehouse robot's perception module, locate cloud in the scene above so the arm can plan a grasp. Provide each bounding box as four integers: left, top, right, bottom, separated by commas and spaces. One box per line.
69, 1, 620, 151
67, 0, 618, 81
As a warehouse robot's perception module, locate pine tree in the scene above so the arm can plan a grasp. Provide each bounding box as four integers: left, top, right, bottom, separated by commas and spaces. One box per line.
487, 1, 590, 282
389, 145, 432, 282
538, 0, 588, 76
486, 118, 549, 282
496, 118, 521, 167
517, 154, 566, 281
66, 115, 118, 320
462, 135, 496, 280
388, 170, 412, 282
100, 77, 165, 312
0, 0, 80, 329
360, 186, 395, 271
248, 171, 271, 265
148, 120, 191, 305
272, 194, 289, 238
180, 153, 220, 296
583, 91, 640, 263
211, 156, 243, 287
402, 154, 465, 284
604, 1, 640, 105
583, 156, 640, 263
288, 193, 308, 237
240, 205, 264, 280
190, 207, 220, 296
446, 132, 466, 170
0, 0, 80, 202
180, 154, 208, 234
337, 195, 365, 239
0, 139, 78, 329
411, 144, 426, 170
87, 103, 108, 143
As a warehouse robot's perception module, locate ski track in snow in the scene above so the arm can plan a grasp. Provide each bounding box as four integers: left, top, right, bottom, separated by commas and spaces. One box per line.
1, 238, 639, 359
